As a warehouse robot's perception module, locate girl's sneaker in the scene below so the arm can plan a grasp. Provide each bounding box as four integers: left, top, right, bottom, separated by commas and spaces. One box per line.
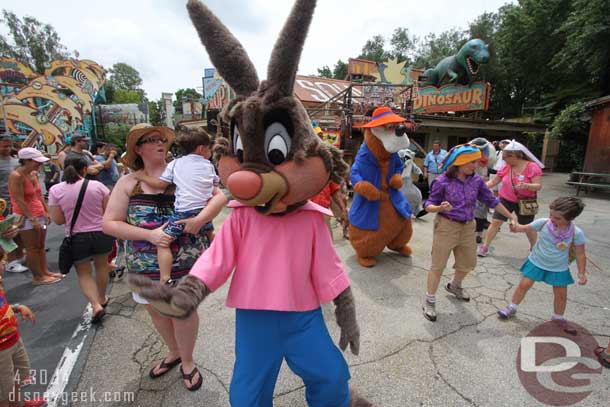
498, 305, 517, 319
477, 245, 489, 257
422, 299, 437, 322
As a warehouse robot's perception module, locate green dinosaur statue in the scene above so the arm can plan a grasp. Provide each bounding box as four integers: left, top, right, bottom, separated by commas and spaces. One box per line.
421, 39, 490, 87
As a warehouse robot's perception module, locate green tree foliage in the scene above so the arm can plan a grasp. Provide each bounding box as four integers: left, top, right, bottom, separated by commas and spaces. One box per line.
413, 28, 467, 69
551, 0, 610, 94
317, 65, 332, 78
389, 28, 416, 64
102, 123, 131, 149
103, 62, 145, 104
467, 11, 511, 119
332, 60, 348, 80
0, 10, 70, 74
107, 62, 143, 90
148, 100, 164, 126
468, 12, 498, 45
550, 102, 589, 140
316, 60, 348, 80
174, 88, 202, 114
495, 1, 574, 118
549, 102, 589, 170
112, 88, 142, 104
102, 82, 115, 104
358, 35, 389, 63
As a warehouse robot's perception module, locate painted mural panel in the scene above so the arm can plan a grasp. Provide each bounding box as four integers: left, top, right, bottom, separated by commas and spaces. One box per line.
0, 57, 106, 154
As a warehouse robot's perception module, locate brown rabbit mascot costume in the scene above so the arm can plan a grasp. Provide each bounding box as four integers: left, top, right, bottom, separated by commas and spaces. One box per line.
130, 0, 373, 405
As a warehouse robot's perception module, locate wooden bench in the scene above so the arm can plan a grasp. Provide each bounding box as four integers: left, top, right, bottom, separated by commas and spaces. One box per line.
567, 172, 610, 196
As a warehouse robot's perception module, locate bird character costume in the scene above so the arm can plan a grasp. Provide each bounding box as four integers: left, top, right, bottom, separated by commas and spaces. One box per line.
130, 1, 373, 405
348, 107, 417, 267
397, 148, 425, 218
469, 138, 497, 239
469, 137, 496, 175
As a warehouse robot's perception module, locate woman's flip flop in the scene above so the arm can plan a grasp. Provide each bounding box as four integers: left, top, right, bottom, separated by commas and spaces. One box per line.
180, 365, 203, 391
149, 357, 182, 379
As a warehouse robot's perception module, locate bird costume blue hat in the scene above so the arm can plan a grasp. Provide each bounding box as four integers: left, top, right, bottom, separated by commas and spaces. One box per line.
440, 144, 482, 172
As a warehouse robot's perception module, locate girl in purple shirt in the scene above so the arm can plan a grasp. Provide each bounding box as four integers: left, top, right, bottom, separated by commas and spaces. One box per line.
422, 144, 514, 322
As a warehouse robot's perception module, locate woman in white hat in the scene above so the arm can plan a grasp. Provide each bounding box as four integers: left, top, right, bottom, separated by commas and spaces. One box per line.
103, 124, 226, 391
479, 140, 544, 257
8, 148, 63, 285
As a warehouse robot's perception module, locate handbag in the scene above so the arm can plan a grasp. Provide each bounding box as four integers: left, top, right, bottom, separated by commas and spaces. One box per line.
510, 168, 538, 216
58, 179, 89, 274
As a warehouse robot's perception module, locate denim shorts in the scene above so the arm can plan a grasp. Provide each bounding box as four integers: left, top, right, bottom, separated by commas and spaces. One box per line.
72, 231, 114, 264
163, 208, 213, 238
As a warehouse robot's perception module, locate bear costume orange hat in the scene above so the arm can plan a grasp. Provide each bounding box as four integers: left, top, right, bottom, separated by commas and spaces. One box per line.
348, 107, 417, 267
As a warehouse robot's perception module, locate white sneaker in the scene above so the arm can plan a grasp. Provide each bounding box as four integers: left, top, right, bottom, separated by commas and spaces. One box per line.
6, 261, 29, 273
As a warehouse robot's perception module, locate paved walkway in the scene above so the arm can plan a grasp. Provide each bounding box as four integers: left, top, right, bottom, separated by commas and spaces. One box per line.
71, 173, 610, 406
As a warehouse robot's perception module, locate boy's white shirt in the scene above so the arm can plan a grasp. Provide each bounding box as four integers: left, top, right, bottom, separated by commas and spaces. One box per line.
160, 154, 219, 212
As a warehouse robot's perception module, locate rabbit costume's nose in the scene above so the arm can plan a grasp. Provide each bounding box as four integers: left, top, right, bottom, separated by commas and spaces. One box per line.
227, 170, 262, 200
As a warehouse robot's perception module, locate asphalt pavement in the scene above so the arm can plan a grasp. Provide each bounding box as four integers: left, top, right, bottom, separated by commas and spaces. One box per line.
2, 223, 89, 398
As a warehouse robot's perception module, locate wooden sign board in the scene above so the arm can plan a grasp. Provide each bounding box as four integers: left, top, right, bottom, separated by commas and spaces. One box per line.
413, 82, 490, 113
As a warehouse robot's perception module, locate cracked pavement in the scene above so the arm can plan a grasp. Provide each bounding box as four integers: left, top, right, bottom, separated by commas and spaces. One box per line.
72, 173, 609, 406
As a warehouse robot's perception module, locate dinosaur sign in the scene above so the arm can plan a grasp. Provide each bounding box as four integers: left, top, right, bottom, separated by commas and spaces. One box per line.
414, 38, 491, 113
413, 82, 490, 113
421, 39, 490, 87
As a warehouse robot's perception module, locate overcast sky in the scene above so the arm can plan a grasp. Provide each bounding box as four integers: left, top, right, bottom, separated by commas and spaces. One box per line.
3, 0, 512, 100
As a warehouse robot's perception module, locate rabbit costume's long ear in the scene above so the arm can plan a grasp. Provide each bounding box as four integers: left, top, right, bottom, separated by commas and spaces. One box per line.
266, 0, 317, 96
187, 0, 345, 215
187, 0, 259, 96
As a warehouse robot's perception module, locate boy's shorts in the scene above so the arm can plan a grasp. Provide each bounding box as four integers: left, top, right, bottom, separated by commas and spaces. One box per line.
0, 338, 30, 400
201, 221, 214, 234
163, 208, 212, 238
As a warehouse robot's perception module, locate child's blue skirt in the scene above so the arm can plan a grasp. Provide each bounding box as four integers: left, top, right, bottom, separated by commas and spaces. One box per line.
521, 259, 574, 287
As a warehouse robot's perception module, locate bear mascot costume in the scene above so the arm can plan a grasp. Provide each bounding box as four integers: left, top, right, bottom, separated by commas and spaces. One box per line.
348, 107, 417, 267
129, 0, 375, 406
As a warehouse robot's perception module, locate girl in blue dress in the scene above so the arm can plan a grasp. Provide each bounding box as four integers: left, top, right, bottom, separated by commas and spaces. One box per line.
498, 197, 587, 333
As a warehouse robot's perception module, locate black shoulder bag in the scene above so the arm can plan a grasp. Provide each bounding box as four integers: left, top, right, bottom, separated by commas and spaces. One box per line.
58, 179, 89, 274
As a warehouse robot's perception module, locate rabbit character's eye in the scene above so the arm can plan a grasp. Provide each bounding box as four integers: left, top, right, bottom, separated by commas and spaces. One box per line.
265, 122, 291, 166
232, 124, 244, 163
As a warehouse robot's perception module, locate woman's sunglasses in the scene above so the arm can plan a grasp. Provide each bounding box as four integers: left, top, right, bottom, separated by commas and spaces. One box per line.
137, 137, 168, 146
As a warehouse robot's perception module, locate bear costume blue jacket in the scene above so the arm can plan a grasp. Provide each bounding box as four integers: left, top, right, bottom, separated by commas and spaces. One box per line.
348, 143, 412, 230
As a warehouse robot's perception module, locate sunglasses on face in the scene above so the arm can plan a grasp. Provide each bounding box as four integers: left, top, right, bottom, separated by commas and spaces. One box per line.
137, 137, 168, 146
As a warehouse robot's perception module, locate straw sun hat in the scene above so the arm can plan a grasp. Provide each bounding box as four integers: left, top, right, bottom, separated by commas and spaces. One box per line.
122, 123, 175, 170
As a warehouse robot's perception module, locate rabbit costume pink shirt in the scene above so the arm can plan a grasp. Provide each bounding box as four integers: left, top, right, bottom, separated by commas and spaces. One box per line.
190, 201, 350, 310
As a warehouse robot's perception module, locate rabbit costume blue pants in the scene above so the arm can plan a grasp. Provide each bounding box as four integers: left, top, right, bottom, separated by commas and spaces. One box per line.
229, 308, 351, 407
